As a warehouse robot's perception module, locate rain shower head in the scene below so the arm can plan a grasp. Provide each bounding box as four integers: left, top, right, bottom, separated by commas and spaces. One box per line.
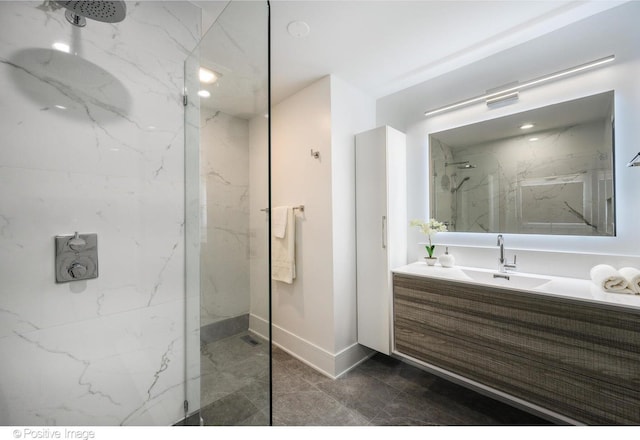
54, 1, 127, 27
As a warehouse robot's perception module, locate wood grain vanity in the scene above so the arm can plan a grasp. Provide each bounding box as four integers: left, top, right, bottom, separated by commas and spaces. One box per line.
393, 272, 640, 425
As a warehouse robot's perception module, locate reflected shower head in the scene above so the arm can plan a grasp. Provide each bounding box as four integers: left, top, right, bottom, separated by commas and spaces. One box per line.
445, 160, 476, 170
54, 1, 127, 27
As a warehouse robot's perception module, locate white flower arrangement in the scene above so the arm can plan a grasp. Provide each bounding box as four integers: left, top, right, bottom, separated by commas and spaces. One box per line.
410, 218, 448, 258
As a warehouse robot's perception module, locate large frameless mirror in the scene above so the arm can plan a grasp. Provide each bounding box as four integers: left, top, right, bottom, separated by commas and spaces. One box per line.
430, 91, 615, 236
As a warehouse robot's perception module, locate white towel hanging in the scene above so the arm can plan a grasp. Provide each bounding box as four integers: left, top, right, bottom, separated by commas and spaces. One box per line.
272, 207, 296, 283
272, 206, 288, 239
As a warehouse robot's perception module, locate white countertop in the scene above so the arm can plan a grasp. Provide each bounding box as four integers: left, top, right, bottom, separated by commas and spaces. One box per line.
393, 261, 640, 312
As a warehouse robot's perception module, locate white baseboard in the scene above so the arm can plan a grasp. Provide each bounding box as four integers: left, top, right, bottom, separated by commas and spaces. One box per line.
333, 342, 375, 378
249, 313, 270, 340
249, 314, 374, 378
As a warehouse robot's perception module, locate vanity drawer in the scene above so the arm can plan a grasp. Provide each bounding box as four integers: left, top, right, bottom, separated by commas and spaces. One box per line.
393, 274, 640, 425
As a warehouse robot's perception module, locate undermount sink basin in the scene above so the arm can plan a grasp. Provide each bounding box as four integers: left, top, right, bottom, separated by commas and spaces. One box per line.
460, 268, 551, 290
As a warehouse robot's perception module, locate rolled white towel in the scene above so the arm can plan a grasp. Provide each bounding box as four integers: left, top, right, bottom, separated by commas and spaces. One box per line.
618, 267, 640, 294
589, 264, 630, 293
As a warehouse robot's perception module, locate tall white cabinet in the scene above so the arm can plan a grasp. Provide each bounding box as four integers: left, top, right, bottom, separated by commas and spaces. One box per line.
355, 126, 407, 355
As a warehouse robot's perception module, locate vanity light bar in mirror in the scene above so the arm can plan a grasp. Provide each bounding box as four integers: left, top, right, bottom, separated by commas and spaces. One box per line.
424, 55, 615, 117
485, 91, 519, 108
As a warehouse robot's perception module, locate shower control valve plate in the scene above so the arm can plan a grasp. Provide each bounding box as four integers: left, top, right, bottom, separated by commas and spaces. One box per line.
55, 233, 98, 283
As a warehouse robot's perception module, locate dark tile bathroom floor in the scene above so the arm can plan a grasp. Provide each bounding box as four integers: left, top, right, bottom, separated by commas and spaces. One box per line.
271, 346, 551, 426
194, 332, 552, 426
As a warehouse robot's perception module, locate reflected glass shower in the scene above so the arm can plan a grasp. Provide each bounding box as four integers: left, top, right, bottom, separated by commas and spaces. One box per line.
184, 1, 271, 425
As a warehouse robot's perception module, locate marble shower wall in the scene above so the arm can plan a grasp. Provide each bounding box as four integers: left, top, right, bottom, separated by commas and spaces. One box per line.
199, 109, 250, 328
0, 1, 200, 425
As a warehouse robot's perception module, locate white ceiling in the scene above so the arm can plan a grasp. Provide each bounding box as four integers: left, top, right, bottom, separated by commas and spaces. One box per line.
192, 0, 628, 107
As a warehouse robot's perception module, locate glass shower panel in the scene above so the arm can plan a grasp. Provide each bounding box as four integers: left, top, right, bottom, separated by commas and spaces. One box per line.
184, 32, 202, 424
184, 1, 271, 426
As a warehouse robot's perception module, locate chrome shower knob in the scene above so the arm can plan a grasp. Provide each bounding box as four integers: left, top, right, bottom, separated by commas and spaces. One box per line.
67, 262, 88, 279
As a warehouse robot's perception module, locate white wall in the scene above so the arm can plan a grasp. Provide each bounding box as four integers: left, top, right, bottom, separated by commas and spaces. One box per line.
271, 75, 375, 377
377, 2, 640, 279
271, 76, 335, 369
329, 76, 376, 360
0, 1, 200, 425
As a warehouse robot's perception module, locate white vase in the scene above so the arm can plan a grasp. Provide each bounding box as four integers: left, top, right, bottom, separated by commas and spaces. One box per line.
424, 257, 438, 266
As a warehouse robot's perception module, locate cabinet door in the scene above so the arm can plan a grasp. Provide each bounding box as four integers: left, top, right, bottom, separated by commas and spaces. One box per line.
385, 127, 407, 272
356, 127, 391, 353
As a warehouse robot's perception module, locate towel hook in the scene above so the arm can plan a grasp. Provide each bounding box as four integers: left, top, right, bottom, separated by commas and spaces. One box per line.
310, 149, 320, 159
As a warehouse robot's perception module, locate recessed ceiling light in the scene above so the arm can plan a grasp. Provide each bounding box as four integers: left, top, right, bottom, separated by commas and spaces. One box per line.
199, 67, 219, 84
287, 20, 310, 38
198, 90, 211, 98
520, 123, 534, 129
52, 42, 70, 53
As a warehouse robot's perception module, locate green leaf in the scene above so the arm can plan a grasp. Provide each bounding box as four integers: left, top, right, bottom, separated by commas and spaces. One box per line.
425, 245, 435, 258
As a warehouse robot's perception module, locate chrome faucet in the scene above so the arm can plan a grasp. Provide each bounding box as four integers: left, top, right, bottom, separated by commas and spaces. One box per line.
497, 234, 517, 273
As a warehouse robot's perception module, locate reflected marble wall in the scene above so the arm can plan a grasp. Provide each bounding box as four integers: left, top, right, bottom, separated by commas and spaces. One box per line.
0, 1, 199, 425
248, 115, 270, 339
199, 109, 250, 328
442, 119, 612, 235
430, 138, 454, 228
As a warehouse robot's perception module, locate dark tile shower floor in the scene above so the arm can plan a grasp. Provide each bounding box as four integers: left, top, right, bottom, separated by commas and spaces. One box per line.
197, 332, 552, 426
198, 332, 270, 426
